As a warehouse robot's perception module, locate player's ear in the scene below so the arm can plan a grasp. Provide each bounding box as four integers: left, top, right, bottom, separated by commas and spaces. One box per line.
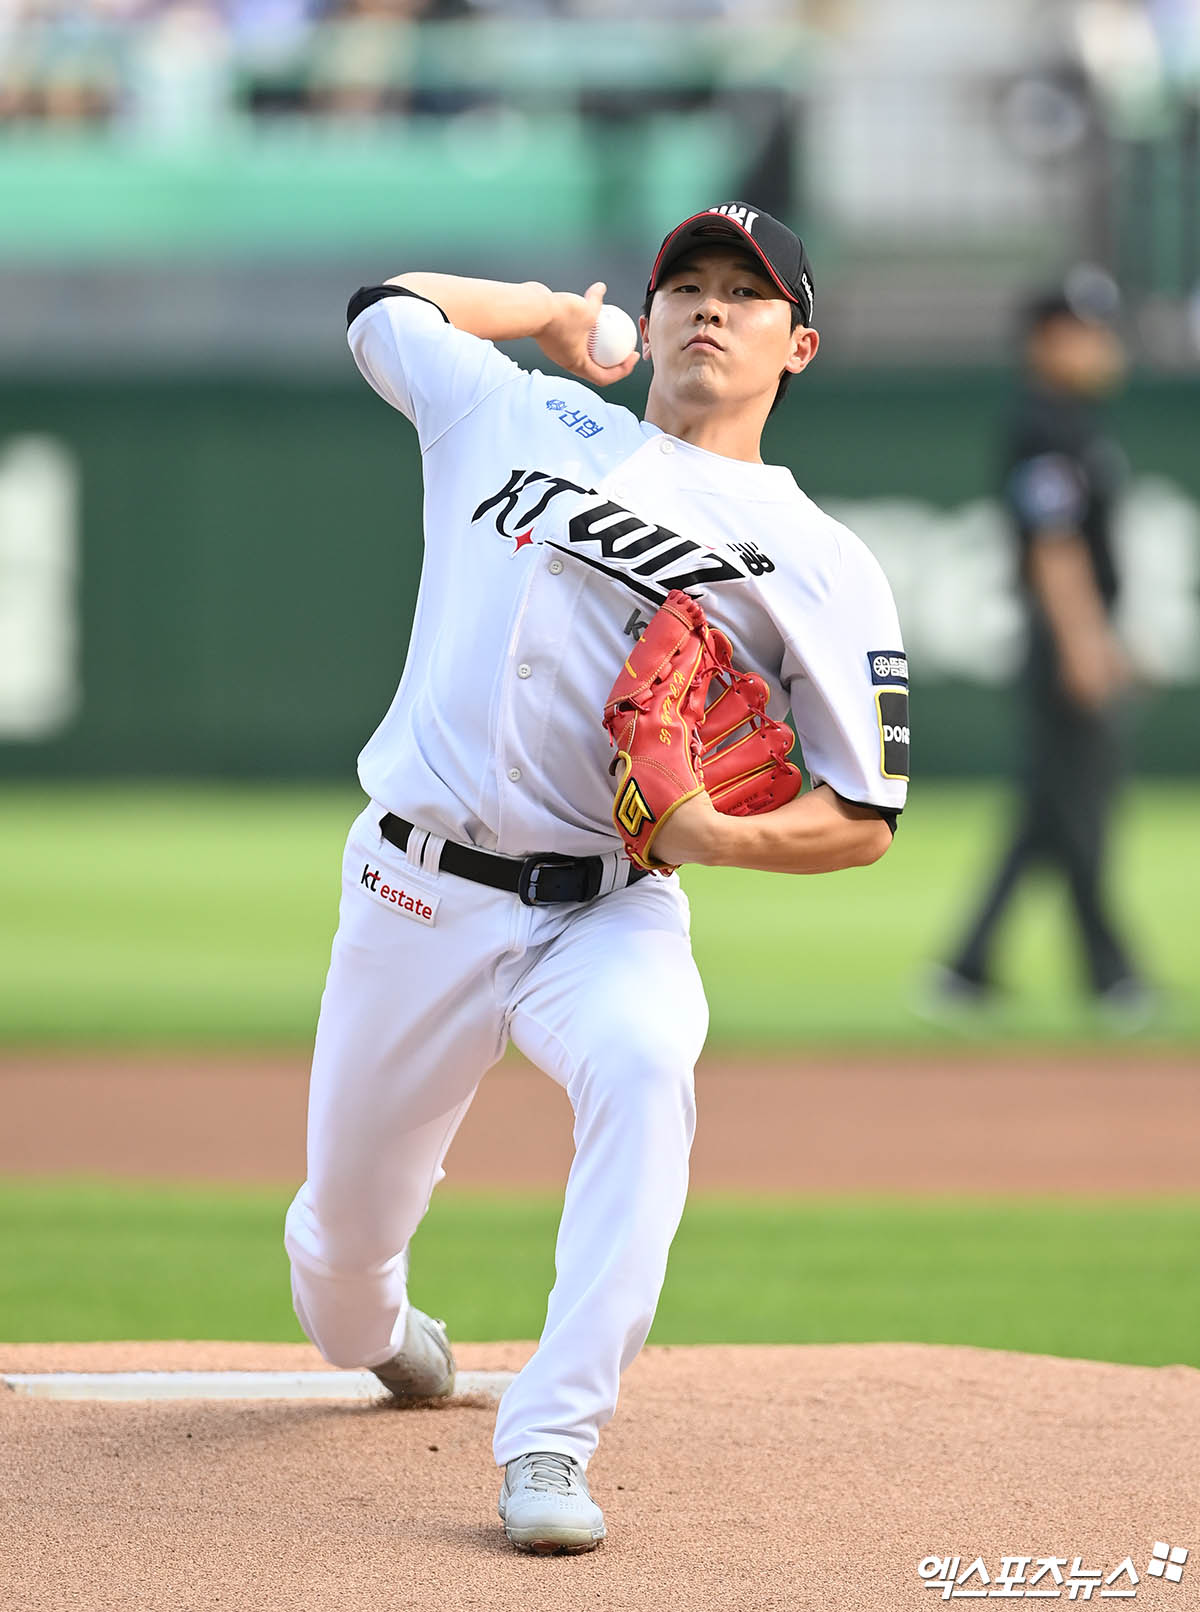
784, 325, 819, 376
639, 312, 652, 362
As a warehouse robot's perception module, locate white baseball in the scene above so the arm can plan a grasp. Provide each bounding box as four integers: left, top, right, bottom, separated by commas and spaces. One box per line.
587, 304, 638, 368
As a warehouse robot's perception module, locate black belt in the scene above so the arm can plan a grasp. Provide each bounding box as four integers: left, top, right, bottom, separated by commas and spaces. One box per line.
379, 814, 648, 907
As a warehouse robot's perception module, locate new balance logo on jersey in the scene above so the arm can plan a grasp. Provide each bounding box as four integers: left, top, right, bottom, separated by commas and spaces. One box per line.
729, 541, 774, 576
359, 864, 438, 925
472, 470, 777, 604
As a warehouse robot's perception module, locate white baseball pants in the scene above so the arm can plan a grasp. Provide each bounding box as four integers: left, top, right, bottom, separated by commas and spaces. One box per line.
284, 801, 708, 1468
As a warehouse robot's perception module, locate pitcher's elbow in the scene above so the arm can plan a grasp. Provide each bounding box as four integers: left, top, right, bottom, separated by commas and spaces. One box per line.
855, 820, 894, 867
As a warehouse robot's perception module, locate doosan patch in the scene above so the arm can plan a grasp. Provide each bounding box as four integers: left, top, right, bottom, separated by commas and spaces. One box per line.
875, 689, 910, 780
868, 651, 908, 687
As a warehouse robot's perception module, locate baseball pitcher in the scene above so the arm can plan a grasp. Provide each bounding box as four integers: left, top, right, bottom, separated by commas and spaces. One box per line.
284, 202, 909, 1554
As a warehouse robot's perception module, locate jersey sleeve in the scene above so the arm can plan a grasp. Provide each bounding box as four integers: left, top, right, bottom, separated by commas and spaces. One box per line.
346, 284, 521, 453
782, 533, 909, 819
1007, 452, 1088, 539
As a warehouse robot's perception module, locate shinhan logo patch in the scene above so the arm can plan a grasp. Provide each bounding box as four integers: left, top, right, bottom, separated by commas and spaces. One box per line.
545, 398, 604, 440
359, 864, 438, 926
869, 651, 909, 687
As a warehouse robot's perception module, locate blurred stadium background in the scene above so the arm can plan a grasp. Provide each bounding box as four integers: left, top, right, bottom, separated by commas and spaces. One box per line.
2, 0, 1198, 1030
1, 0, 1198, 1359
3, 0, 1200, 784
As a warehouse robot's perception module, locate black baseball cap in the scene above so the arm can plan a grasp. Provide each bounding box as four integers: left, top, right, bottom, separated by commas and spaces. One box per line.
646, 202, 816, 327
1022, 264, 1122, 333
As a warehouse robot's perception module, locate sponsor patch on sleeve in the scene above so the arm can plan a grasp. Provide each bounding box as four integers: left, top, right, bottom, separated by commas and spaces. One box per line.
868, 650, 909, 687
875, 689, 910, 780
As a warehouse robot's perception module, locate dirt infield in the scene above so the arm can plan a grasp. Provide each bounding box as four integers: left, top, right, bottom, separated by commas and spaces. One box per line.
4, 1338, 1199, 1612
3, 1046, 1199, 1192
4, 1049, 1199, 1609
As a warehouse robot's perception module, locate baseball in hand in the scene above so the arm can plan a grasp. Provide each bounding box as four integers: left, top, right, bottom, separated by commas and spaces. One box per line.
587, 304, 638, 368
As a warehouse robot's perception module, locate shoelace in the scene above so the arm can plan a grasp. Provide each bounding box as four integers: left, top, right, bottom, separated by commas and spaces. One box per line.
518, 1452, 578, 1495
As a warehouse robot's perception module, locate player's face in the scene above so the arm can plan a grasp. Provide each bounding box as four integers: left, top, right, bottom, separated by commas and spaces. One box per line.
641, 247, 817, 414
1030, 316, 1125, 396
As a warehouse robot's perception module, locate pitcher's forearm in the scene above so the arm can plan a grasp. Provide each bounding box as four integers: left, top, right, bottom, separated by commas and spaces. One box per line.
707, 787, 892, 872
387, 273, 555, 342
653, 784, 893, 873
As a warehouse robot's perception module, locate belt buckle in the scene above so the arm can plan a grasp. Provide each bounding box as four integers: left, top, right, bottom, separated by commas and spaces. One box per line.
518, 855, 601, 906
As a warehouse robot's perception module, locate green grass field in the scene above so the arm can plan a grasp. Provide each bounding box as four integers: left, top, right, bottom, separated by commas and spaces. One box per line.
2, 1179, 1195, 1366
0, 781, 1196, 1046
3, 785, 1192, 1360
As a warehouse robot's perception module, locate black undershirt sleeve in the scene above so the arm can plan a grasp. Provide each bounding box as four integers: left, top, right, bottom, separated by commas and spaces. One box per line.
833, 793, 899, 836
347, 284, 451, 329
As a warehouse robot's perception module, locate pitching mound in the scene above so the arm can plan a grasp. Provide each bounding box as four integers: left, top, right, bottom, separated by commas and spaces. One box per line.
4, 1341, 1198, 1611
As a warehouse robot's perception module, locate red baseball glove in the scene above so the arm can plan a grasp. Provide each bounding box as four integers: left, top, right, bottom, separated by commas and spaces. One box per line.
602, 589, 803, 873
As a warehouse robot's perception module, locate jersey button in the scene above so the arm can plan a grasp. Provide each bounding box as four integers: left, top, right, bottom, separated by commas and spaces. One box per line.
548, 559, 564, 574
517, 663, 532, 679
507, 767, 522, 782
659, 439, 675, 454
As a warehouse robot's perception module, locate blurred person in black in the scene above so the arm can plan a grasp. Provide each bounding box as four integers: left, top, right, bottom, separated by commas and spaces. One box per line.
935, 274, 1154, 1022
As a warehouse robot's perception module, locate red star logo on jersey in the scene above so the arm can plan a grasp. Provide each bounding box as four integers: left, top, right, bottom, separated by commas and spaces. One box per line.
512, 529, 534, 553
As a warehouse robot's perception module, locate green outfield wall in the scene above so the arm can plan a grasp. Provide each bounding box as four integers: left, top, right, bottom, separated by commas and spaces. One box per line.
1, 367, 1197, 779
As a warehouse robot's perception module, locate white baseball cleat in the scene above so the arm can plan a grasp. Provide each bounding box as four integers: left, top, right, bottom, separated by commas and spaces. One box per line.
370, 1307, 455, 1404
498, 1451, 607, 1555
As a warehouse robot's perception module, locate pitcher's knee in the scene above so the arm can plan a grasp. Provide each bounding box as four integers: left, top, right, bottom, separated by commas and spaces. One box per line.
579, 1032, 697, 1131
286, 1234, 407, 1368
286, 1195, 402, 1284
595, 997, 704, 1072
286, 1181, 406, 1271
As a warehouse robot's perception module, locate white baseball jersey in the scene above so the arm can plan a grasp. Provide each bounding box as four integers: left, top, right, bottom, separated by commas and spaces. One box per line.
348, 286, 909, 857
